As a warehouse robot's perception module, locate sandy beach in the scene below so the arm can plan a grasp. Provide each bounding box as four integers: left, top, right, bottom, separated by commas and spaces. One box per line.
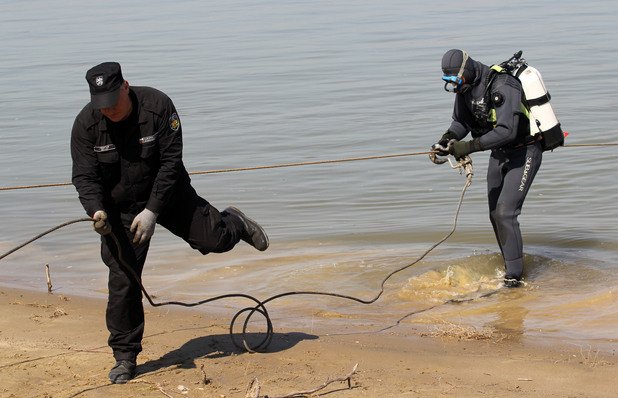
0, 287, 614, 398
2, 0, 618, 397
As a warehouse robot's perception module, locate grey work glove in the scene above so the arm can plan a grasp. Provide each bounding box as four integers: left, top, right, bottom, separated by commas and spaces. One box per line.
93, 210, 112, 235
130, 208, 158, 244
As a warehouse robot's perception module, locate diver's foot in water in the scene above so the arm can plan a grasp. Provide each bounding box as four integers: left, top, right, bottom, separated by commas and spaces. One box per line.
504, 276, 522, 288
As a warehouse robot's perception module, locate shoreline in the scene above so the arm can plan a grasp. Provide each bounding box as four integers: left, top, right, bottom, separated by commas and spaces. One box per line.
0, 286, 615, 398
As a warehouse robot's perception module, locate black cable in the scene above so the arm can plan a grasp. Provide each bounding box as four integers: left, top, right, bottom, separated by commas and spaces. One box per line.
0, 217, 92, 261
0, 163, 473, 352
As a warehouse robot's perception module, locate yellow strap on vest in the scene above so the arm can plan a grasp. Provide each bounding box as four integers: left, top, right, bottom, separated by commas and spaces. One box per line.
488, 65, 530, 120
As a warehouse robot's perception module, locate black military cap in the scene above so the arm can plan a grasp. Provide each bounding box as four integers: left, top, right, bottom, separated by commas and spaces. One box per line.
85, 62, 124, 109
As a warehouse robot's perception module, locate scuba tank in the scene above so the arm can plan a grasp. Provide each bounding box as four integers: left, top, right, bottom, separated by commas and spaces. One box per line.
498, 51, 565, 151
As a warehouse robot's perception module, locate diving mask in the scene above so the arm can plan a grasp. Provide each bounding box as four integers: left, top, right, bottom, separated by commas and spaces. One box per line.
442, 50, 469, 93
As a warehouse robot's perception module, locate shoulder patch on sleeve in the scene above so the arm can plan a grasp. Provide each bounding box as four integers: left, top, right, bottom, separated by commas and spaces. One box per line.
169, 113, 180, 132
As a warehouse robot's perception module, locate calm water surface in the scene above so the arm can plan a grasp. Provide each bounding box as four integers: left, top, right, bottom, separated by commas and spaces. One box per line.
1, 0, 617, 352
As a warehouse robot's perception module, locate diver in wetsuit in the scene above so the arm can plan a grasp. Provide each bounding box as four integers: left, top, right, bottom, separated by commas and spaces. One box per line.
431, 49, 543, 287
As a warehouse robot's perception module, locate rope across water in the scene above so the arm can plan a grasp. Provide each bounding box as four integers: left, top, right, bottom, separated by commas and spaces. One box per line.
0, 151, 433, 191
0, 142, 614, 192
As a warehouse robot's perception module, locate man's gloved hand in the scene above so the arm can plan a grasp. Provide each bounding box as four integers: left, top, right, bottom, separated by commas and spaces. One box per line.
449, 138, 482, 159
130, 208, 158, 245
93, 210, 112, 235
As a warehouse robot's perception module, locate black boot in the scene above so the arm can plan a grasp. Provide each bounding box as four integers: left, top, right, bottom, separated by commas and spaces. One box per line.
225, 206, 269, 251
109, 359, 136, 384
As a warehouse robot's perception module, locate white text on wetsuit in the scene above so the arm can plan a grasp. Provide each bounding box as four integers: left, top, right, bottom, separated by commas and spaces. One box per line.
519, 157, 532, 191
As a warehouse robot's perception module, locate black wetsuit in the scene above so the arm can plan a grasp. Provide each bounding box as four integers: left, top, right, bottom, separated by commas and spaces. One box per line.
71, 86, 245, 362
446, 60, 542, 280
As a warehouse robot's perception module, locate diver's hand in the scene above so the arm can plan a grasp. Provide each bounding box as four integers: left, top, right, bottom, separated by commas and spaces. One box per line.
431, 140, 453, 156
449, 138, 482, 159
430, 141, 452, 165
434, 131, 459, 156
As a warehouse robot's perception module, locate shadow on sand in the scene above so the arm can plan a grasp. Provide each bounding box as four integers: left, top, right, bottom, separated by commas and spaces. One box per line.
137, 331, 318, 376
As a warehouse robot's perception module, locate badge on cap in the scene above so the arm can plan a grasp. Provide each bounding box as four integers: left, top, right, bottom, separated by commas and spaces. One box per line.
169, 113, 180, 132
95, 76, 104, 86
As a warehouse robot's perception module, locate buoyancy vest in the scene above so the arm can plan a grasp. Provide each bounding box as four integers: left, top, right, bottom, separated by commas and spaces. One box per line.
470, 66, 531, 146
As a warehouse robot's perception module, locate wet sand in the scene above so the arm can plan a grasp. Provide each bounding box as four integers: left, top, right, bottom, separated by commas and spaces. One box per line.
0, 287, 615, 398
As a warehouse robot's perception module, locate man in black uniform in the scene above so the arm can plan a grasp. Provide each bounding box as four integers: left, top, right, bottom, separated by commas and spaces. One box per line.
71, 62, 269, 383
431, 49, 542, 288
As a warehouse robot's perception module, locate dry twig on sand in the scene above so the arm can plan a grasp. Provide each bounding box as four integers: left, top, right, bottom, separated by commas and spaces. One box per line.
45, 264, 52, 293
155, 383, 174, 398
245, 363, 358, 398
579, 345, 600, 368
199, 363, 212, 385
245, 378, 261, 398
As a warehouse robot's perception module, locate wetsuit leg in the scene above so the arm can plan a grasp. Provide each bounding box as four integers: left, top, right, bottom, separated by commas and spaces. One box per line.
487, 153, 506, 258
487, 142, 542, 279
101, 213, 150, 362
158, 187, 243, 254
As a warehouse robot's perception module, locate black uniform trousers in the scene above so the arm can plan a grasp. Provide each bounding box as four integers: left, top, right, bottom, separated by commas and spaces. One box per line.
487, 141, 542, 280
100, 186, 243, 361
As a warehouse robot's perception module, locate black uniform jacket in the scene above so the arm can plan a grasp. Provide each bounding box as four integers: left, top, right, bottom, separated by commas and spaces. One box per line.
71, 86, 191, 217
